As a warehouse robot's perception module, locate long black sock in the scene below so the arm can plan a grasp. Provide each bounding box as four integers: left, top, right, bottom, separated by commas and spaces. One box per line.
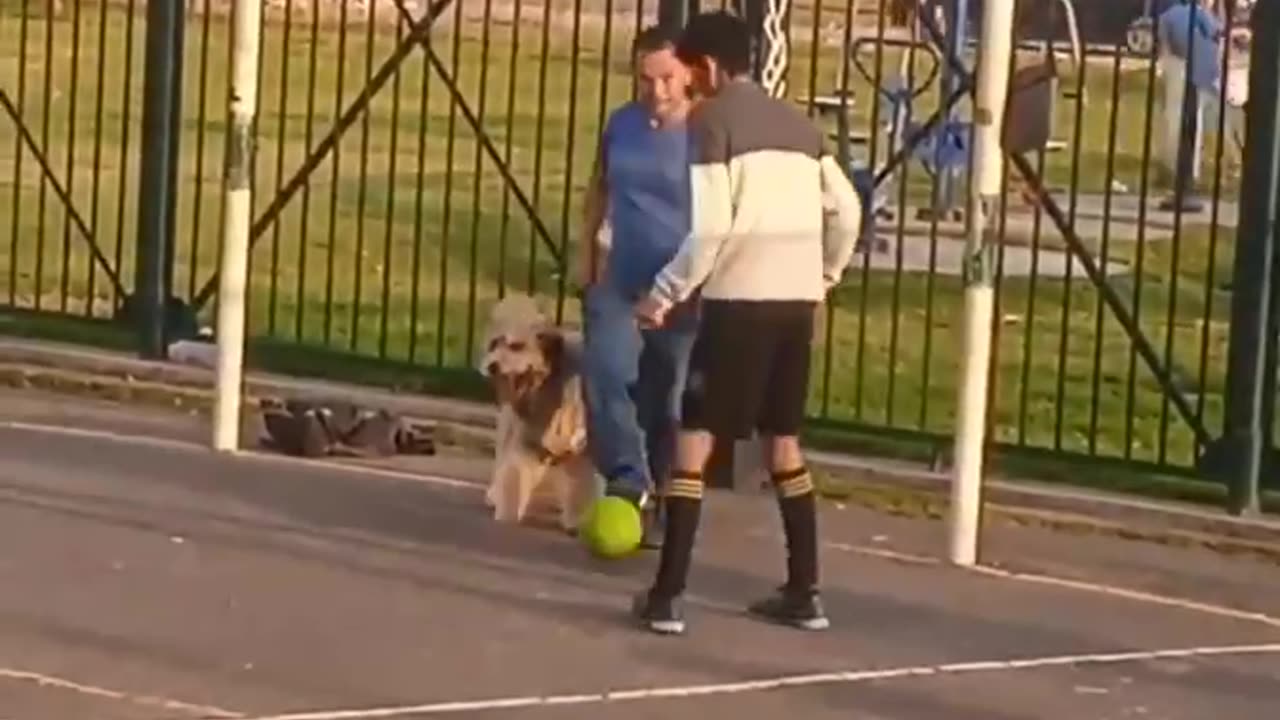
772, 466, 818, 594
650, 470, 704, 599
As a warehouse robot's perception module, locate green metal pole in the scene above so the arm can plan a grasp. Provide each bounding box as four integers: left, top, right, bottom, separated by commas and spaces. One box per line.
1218, 0, 1280, 515
134, 0, 185, 359
658, 0, 697, 32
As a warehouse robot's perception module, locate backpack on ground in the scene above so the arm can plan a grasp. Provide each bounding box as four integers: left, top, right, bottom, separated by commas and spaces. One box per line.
260, 398, 436, 458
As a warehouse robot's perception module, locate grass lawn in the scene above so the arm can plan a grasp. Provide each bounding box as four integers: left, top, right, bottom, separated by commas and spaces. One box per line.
0, 2, 1261, 480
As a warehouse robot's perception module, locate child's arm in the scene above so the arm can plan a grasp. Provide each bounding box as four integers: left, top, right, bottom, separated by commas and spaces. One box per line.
818, 155, 863, 292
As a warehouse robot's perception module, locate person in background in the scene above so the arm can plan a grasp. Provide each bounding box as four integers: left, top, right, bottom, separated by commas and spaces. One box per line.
1157, 0, 1226, 212
630, 11, 863, 636
579, 25, 697, 549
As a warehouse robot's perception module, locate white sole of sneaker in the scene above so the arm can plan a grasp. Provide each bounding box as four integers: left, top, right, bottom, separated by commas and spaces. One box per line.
646, 619, 686, 635
748, 611, 831, 631
795, 617, 831, 631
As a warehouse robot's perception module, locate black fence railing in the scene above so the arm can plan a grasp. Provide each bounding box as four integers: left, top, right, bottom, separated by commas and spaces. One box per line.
0, 0, 1271, 486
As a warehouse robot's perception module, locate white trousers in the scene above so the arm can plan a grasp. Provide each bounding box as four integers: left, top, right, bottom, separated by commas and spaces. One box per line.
1159, 54, 1247, 183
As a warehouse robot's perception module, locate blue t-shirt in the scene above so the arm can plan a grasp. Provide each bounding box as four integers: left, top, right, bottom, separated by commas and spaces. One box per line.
600, 102, 691, 298
1159, 2, 1222, 92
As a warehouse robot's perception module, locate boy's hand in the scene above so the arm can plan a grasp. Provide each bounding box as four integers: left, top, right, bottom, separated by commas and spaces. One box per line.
577, 244, 605, 290
634, 294, 669, 329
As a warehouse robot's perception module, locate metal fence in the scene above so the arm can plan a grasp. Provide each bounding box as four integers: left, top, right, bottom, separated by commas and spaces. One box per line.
0, 0, 1270, 482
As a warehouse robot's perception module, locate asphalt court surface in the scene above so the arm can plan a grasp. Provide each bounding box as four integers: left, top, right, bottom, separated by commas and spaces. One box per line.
1, 390, 1279, 719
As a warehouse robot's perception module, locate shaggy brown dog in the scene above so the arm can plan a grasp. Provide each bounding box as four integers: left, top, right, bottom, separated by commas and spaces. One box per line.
477, 295, 599, 531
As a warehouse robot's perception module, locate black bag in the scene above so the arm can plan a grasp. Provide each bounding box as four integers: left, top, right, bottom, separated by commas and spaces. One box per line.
1003, 46, 1058, 155
260, 398, 436, 458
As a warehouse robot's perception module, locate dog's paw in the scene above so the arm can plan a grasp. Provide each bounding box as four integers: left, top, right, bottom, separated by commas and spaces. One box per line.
492, 500, 528, 525
484, 484, 499, 508
558, 513, 581, 536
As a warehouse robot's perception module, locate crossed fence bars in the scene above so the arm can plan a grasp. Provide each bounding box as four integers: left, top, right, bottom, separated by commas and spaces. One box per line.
0, 0, 1248, 470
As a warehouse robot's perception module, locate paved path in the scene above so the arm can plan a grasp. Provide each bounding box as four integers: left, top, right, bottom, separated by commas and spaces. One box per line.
862, 193, 1239, 278
1, 390, 1278, 719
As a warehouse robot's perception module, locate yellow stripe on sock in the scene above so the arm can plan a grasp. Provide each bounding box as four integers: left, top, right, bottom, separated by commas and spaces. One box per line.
776, 474, 814, 498
667, 478, 705, 500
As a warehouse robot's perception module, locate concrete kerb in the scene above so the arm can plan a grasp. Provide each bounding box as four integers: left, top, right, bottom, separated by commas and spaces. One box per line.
809, 450, 1280, 546
1, 337, 1278, 561
0, 338, 495, 430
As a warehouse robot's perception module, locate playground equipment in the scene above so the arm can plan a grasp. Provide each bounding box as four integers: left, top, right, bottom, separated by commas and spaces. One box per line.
1003, 0, 1082, 155
847, 0, 1081, 222
729, 0, 793, 97
930, 0, 974, 221
849, 36, 953, 219
845, 0, 974, 220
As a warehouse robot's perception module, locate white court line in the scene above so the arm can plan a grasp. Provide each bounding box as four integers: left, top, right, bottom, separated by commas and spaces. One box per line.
764, 535, 1280, 632
232, 642, 1280, 720
0, 668, 242, 718
814, 536, 1280, 630
242, 448, 481, 492
0, 420, 208, 453
7, 420, 1280, 632
0, 420, 481, 492
969, 564, 1280, 630
821, 539, 944, 567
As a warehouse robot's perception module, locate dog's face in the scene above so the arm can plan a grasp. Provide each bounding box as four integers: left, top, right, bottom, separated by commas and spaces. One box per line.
482, 328, 565, 406
479, 296, 563, 407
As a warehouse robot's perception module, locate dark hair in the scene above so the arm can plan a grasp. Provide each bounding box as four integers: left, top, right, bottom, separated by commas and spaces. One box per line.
632, 24, 679, 57
675, 11, 752, 76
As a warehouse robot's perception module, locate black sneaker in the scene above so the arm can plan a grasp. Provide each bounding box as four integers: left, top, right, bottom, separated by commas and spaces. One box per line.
606, 481, 658, 542
605, 481, 651, 512
748, 587, 830, 631
632, 590, 685, 635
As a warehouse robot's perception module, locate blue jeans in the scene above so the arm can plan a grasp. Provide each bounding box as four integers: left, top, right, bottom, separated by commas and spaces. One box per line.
582, 283, 697, 495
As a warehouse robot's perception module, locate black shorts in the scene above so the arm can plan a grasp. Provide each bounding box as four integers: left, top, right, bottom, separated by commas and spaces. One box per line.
680, 300, 816, 439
